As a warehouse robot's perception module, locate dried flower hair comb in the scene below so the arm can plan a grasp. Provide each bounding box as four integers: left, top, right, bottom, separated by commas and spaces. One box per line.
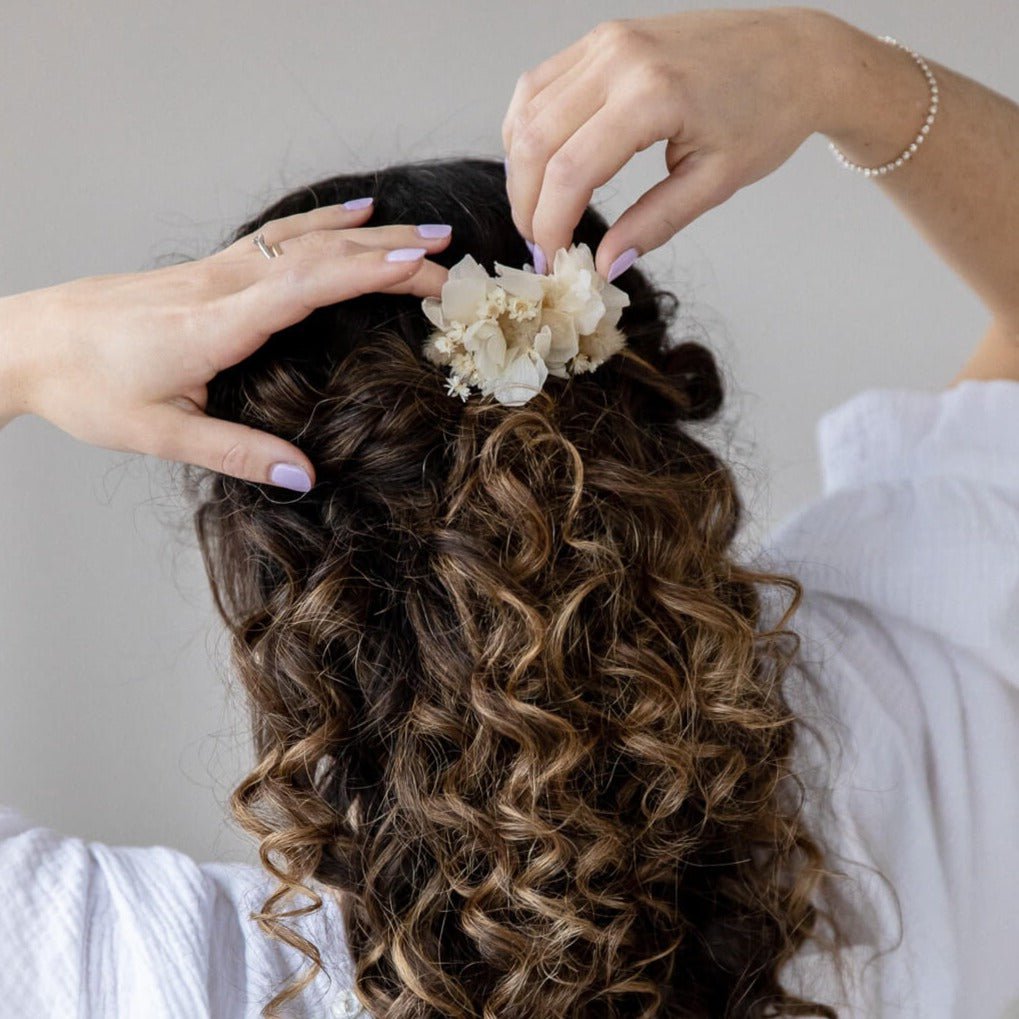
421, 242, 630, 406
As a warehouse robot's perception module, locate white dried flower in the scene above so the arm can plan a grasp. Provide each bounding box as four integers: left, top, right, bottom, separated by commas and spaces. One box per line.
422, 242, 630, 406
445, 374, 471, 401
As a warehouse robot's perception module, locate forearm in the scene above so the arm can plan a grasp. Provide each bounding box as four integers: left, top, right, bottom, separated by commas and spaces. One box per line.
809, 10, 1019, 327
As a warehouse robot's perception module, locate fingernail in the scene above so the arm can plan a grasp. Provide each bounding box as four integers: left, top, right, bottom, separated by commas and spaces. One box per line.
416, 223, 452, 239
503, 156, 509, 176
607, 246, 639, 283
532, 244, 547, 275
386, 247, 427, 262
269, 463, 312, 493
342, 196, 374, 211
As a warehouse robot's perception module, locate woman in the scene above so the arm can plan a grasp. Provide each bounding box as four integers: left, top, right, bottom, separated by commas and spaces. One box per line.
1, 7, 1017, 1018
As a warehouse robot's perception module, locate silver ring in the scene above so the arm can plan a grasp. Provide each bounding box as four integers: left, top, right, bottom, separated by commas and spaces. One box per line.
253, 232, 284, 260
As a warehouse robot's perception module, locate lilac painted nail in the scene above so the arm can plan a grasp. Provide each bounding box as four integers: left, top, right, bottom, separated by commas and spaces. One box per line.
416, 223, 452, 239
607, 247, 639, 283
532, 243, 547, 275
386, 246, 427, 262
269, 463, 312, 493
342, 196, 374, 211
503, 156, 509, 175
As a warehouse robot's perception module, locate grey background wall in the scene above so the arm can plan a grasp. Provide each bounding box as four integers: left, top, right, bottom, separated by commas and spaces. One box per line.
0, 0, 1011, 865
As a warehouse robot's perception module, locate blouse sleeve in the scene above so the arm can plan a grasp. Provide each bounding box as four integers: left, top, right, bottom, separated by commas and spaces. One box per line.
760, 378, 1019, 1019
765, 378, 1019, 680
0, 803, 352, 1018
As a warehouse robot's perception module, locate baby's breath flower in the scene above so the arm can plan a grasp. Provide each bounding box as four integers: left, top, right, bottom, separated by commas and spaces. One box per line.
445, 374, 471, 401
506, 295, 539, 321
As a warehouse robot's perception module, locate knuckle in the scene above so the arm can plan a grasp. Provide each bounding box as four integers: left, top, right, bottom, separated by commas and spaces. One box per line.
280, 261, 312, 293
592, 18, 638, 53
302, 232, 356, 259
514, 117, 550, 160
631, 61, 677, 99
544, 150, 578, 188
330, 237, 358, 258
298, 228, 332, 250
515, 67, 539, 99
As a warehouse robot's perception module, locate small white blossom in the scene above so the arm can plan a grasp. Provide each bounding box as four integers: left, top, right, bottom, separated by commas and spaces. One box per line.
477, 286, 508, 319
445, 374, 471, 401
506, 294, 540, 321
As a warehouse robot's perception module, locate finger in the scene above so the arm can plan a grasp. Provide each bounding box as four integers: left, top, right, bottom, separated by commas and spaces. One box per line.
140, 401, 317, 492
595, 151, 734, 278
529, 107, 649, 266
219, 198, 376, 257
219, 248, 446, 364
502, 35, 590, 152
204, 226, 451, 300
506, 76, 606, 244
287, 222, 453, 254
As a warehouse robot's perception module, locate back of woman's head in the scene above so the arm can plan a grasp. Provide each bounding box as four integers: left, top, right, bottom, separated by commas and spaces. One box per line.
186, 157, 838, 1018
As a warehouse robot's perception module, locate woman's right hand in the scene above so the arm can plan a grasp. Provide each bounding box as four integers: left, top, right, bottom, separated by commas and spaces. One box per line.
0, 201, 451, 491
502, 6, 842, 280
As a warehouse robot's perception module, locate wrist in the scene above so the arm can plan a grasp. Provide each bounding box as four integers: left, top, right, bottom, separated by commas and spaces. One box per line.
0, 291, 42, 428
804, 10, 935, 162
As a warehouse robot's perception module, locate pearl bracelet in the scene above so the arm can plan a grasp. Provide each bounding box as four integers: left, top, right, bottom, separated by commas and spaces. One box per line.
828, 35, 940, 178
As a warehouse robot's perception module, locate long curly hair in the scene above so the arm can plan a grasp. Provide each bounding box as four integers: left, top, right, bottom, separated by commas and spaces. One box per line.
185, 157, 847, 1018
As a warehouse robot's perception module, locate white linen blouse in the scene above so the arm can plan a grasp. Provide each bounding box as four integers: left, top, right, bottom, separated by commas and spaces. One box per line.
1, 378, 1017, 1019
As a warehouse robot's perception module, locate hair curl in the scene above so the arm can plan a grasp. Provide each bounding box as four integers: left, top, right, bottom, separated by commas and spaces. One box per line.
185, 158, 846, 1018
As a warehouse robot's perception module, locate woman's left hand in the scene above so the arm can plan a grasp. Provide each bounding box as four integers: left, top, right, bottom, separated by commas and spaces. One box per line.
501, 7, 834, 279
0, 201, 451, 491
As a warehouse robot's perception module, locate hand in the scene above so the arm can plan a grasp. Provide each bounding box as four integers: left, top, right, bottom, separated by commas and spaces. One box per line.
502, 6, 836, 279
0, 201, 451, 491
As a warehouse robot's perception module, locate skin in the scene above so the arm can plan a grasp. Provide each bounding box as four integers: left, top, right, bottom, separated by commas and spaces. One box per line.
3, 6, 1019, 485
0, 202, 451, 487
503, 6, 1019, 384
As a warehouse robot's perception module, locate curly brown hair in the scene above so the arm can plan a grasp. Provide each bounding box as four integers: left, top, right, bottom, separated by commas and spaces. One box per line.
185, 158, 847, 1018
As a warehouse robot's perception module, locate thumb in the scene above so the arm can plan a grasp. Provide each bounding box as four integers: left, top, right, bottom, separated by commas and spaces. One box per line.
139, 401, 315, 492
595, 152, 735, 279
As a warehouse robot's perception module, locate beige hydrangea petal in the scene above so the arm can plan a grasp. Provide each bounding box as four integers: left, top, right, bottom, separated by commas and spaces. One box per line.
532, 324, 552, 362
545, 247, 605, 335
441, 275, 489, 324
448, 253, 488, 280
539, 308, 579, 367
485, 347, 549, 406
463, 319, 507, 378
422, 296, 445, 329
600, 280, 631, 326
493, 262, 546, 304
